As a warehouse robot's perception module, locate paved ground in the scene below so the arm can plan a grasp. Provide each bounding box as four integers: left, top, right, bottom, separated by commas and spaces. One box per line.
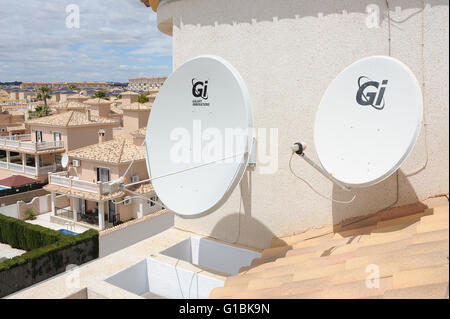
0, 242, 25, 262
0, 168, 14, 180
26, 212, 89, 234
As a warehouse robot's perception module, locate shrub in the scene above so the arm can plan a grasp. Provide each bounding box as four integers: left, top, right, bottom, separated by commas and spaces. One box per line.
0, 213, 98, 272
0, 213, 62, 251
26, 209, 37, 220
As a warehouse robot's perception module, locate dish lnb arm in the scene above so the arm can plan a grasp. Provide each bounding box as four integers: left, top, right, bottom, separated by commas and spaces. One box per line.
291, 142, 351, 191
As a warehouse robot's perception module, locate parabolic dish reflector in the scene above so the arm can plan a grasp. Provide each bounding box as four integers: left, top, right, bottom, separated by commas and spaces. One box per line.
61, 154, 69, 168
314, 56, 423, 188
146, 55, 253, 217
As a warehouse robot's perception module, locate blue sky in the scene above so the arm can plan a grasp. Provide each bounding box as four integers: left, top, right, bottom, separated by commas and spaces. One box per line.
0, 0, 172, 82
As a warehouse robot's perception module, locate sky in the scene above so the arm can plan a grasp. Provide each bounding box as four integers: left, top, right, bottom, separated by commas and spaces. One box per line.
0, 0, 172, 82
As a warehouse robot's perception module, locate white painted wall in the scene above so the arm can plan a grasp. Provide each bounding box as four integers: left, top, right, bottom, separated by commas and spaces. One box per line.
99, 211, 174, 257
105, 257, 225, 299
0, 203, 17, 218
155, 0, 449, 249
160, 236, 261, 275
105, 260, 149, 296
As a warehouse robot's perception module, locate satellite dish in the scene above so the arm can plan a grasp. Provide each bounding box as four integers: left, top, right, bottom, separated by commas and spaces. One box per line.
146, 55, 254, 217
61, 154, 69, 168
313, 56, 423, 188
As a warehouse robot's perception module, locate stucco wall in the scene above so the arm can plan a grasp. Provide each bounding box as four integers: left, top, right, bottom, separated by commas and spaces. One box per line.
156, 0, 449, 249
29, 125, 114, 152
123, 110, 151, 134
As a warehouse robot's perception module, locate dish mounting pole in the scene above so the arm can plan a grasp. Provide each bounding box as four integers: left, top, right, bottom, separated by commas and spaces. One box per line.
292, 142, 351, 191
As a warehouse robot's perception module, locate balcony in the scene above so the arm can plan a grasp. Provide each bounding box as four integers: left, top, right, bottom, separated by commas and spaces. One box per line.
0, 160, 57, 176
0, 134, 64, 152
48, 171, 111, 195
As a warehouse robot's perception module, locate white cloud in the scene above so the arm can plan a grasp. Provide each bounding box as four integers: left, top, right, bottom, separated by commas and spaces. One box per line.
0, 0, 172, 82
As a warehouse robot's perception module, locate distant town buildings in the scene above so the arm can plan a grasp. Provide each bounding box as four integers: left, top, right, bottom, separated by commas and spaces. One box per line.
21, 82, 109, 90
127, 76, 167, 92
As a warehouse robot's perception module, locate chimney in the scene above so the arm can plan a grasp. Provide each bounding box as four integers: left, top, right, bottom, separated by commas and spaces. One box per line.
98, 129, 105, 144
86, 109, 91, 121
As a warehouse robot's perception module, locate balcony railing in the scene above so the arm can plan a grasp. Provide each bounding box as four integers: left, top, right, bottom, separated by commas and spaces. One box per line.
0, 161, 57, 176
48, 171, 111, 195
0, 135, 64, 151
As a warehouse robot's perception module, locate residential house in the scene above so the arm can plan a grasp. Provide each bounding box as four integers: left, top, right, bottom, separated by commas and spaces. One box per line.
66, 94, 90, 103
120, 102, 151, 134
119, 91, 139, 105
0, 110, 119, 181
46, 134, 160, 230
0, 110, 26, 136
84, 98, 123, 124
51, 101, 89, 114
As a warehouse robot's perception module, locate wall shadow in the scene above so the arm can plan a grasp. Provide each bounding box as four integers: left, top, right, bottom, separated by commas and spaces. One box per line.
208, 168, 287, 251
331, 169, 428, 235
170, 0, 448, 29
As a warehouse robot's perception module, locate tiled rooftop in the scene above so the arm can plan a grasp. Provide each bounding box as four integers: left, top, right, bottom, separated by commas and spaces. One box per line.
84, 98, 112, 105
66, 94, 89, 101
68, 136, 146, 164
52, 101, 88, 110
25, 110, 117, 127
121, 91, 139, 96
130, 127, 146, 137
110, 106, 124, 115
210, 201, 449, 299
120, 102, 152, 111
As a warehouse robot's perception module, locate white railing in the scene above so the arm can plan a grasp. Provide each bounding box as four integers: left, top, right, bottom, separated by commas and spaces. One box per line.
24, 165, 36, 175
0, 134, 31, 142
71, 179, 101, 193
37, 141, 63, 150
0, 138, 64, 151
5, 139, 19, 147
48, 172, 111, 195
38, 164, 56, 175
9, 163, 23, 172
0, 161, 56, 176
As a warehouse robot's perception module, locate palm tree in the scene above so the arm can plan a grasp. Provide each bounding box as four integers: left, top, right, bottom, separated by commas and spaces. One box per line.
92, 91, 110, 100
137, 93, 149, 104
36, 86, 52, 107
30, 104, 51, 118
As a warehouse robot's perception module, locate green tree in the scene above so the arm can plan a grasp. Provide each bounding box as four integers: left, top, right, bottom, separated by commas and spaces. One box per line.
30, 104, 52, 118
36, 86, 52, 107
92, 91, 110, 100
68, 84, 77, 91
137, 93, 149, 104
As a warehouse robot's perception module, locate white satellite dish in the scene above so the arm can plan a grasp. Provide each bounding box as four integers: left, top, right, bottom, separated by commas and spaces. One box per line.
61, 153, 69, 168
305, 56, 422, 188
146, 55, 254, 217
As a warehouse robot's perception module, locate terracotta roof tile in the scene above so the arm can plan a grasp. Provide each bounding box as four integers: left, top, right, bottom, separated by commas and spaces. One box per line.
84, 98, 112, 105
68, 136, 146, 164
51, 101, 88, 110
130, 127, 146, 137
210, 201, 449, 299
120, 102, 152, 111
25, 110, 117, 127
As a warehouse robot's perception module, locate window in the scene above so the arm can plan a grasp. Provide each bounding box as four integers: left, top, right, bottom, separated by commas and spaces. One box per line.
149, 196, 158, 207
53, 132, 61, 141
35, 130, 43, 143
55, 155, 62, 166
96, 167, 110, 183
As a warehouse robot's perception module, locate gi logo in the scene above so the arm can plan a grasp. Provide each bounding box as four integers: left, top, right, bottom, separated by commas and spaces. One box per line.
356, 76, 388, 110
192, 78, 210, 107
192, 78, 208, 100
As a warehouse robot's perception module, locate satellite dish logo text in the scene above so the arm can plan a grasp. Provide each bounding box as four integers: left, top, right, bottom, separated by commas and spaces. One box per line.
356, 76, 388, 110
192, 78, 210, 107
